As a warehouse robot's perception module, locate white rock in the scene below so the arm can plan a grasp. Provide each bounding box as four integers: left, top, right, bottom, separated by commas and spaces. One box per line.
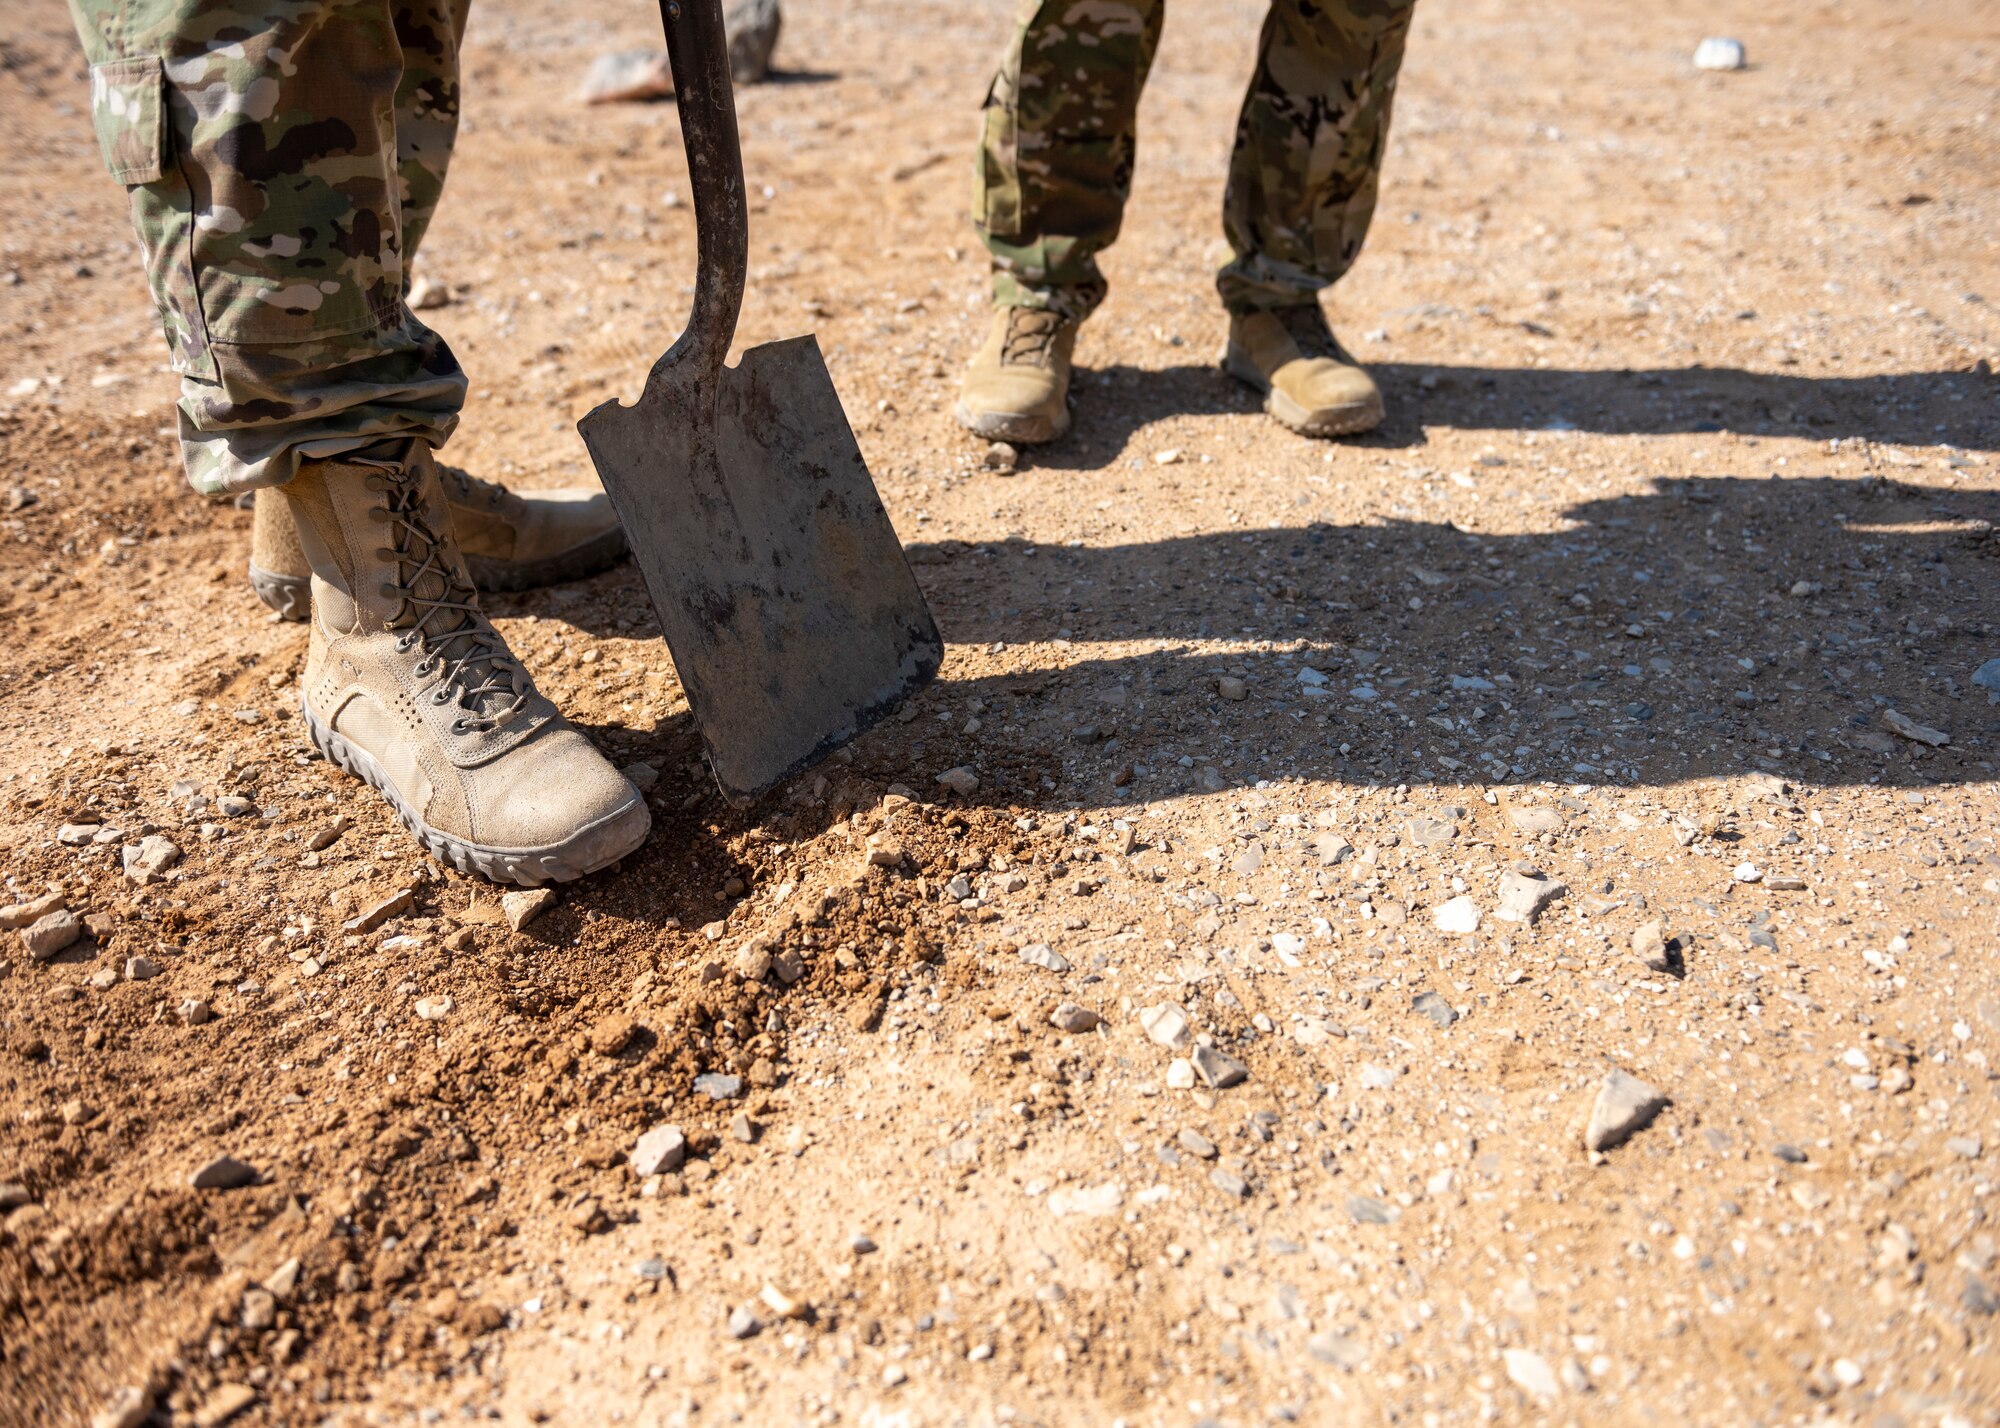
1019, 942, 1070, 973
414, 995, 452, 1021
91, 1386, 153, 1428
122, 835, 182, 883
1432, 896, 1481, 934
20, 909, 81, 961
1046, 1182, 1123, 1217
1693, 36, 1747, 71
1882, 708, 1949, 746
632, 1124, 687, 1177
1504, 1348, 1561, 1400
1732, 862, 1763, 883
1139, 1002, 1192, 1050
1165, 1058, 1197, 1089
1049, 1002, 1100, 1033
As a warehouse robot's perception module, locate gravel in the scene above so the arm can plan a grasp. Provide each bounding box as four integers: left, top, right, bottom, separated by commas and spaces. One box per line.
1585, 1070, 1670, 1153
190, 1155, 257, 1190
632, 1125, 687, 1176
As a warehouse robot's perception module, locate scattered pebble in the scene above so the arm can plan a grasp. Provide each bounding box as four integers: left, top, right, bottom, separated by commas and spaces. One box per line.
1494, 868, 1565, 923
694, 1073, 745, 1101
1019, 942, 1070, 973
632, 1124, 687, 1177
90, 1386, 153, 1428
1692, 36, 1746, 71
1411, 990, 1458, 1028
1139, 1002, 1193, 1051
121, 835, 181, 884
1178, 1129, 1218, 1159
191, 1155, 257, 1190
1585, 1069, 1670, 1153
502, 888, 557, 931
20, 909, 81, 961
1432, 896, 1480, 934
1504, 1348, 1561, 1401
1881, 708, 1949, 746
983, 442, 1018, 473
1049, 1002, 1100, 1033
1216, 676, 1248, 702
414, 995, 452, 1021
935, 765, 979, 795
726, 1305, 762, 1339
179, 998, 214, 1026
1190, 1044, 1249, 1089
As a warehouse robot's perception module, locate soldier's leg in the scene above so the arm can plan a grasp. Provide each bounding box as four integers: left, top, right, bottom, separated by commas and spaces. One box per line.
69, 0, 465, 495
393, 0, 471, 275
1216, 0, 1417, 314
974, 0, 1166, 320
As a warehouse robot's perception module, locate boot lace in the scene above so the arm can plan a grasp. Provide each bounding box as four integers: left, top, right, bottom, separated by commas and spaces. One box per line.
364, 456, 530, 734
1000, 308, 1069, 368
1272, 304, 1345, 363
438, 462, 526, 520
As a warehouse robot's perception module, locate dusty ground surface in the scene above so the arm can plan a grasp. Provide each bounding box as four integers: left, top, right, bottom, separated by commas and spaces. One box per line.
4, 0, 2000, 1424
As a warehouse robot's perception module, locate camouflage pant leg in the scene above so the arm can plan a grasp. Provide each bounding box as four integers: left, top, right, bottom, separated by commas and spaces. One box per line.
1217, 0, 1417, 314
973, 0, 1165, 320
68, 0, 470, 495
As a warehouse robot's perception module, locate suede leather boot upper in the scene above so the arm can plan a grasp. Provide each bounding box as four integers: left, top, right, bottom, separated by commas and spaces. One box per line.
1223, 305, 1385, 437
954, 307, 1078, 445
250, 464, 626, 620
285, 441, 649, 884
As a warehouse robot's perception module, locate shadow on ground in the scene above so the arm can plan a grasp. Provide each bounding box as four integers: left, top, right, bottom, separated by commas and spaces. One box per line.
1031, 362, 1998, 470
533, 474, 1996, 807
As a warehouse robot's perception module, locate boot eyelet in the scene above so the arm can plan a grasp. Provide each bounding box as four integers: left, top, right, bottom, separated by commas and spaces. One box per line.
431, 690, 449, 705
450, 719, 468, 734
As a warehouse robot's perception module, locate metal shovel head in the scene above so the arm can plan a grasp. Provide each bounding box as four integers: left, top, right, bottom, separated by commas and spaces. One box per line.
578, 334, 943, 805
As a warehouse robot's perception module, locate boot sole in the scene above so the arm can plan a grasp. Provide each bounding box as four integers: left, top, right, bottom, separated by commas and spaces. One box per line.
1221, 348, 1385, 438
251, 527, 630, 622
302, 698, 651, 887
954, 400, 1071, 446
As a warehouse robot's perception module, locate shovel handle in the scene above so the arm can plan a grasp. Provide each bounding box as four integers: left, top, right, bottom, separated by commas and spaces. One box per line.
656, 0, 747, 380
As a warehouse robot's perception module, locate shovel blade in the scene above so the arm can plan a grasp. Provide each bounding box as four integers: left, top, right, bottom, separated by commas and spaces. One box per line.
578, 333, 942, 805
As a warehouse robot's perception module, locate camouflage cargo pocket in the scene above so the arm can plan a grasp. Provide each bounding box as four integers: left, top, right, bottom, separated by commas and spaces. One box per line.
89, 56, 167, 184
974, 66, 1023, 237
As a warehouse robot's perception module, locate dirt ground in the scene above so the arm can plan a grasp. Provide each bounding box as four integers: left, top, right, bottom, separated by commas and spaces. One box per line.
3, 0, 1999, 1424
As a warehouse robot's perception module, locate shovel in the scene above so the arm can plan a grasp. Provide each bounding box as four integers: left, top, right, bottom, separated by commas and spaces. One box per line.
578, 0, 943, 806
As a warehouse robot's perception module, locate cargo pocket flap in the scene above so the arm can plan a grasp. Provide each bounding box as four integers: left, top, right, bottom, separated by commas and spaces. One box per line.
89, 56, 166, 184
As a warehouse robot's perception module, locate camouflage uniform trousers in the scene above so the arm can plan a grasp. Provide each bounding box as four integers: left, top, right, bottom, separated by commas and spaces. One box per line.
68, 0, 470, 495
975, 0, 1418, 320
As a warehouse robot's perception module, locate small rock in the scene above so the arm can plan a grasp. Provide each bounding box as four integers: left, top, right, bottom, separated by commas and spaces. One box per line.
191, 1155, 258, 1190
1178, 1129, 1218, 1159
306, 817, 350, 852
240, 1287, 277, 1330
122, 835, 182, 883
502, 888, 556, 931
1494, 868, 1565, 923
414, 995, 452, 1021
1191, 1044, 1249, 1089
265, 1258, 302, 1299
1947, 1135, 1984, 1160
216, 794, 258, 818
179, 998, 214, 1026
1507, 805, 1564, 836
1503, 1348, 1561, 1401
1216, 676, 1248, 702
731, 1110, 758, 1143
0, 1185, 31, 1212
623, 760, 660, 792
579, 49, 673, 104
694, 1072, 744, 1101
57, 823, 101, 846
1139, 1002, 1193, 1051
1882, 708, 1949, 746
20, 909, 82, 961
936, 765, 979, 795
1049, 1002, 1100, 1033
632, 1124, 687, 1177
1432, 896, 1481, 935
735, 937, 774, 980
759, 1281, 805, 1319
726, 1305, 763, 1340
1411, 990, 1458, 1028
851, 1234, 878, 1255
1584, 1069, 1669, 1153
1314, 833, 1353, 865
343, 888, 412, 934
1346, 1192, 1400, 1225
192, 1384, 257, 1428
1404, 816, 1454, 847
865, 837, 905, 868
1360, 1062, 1400, 1091
1632, 919, 1675, 971
1973, 658, 2000, 705
1209, 1167, 1249, 1198
123, 955, 161, 981
1692, 36, 1746, 71
1732, 861, 1763, 884
770, 948, 805, 984
91, 1385, 153, 1428
407, 274, 449, 310
1020, 942, 1070, 974
725, 0, 782, 84
636, 1255, 669, 1281
591, 1013, 638, 1055
983, 441, 1018, 473
0, 892, 65, 930
1165, 1058, 1197, 1089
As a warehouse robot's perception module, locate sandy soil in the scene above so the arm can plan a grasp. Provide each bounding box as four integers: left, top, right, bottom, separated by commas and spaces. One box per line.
3, 1, 1999, 1424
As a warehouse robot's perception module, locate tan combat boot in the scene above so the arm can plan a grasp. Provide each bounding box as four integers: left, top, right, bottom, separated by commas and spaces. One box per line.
249, 464, 627, 621
1222, 305, 1385, 437
954, 306, 1077, 445
285, 440, 650, 884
